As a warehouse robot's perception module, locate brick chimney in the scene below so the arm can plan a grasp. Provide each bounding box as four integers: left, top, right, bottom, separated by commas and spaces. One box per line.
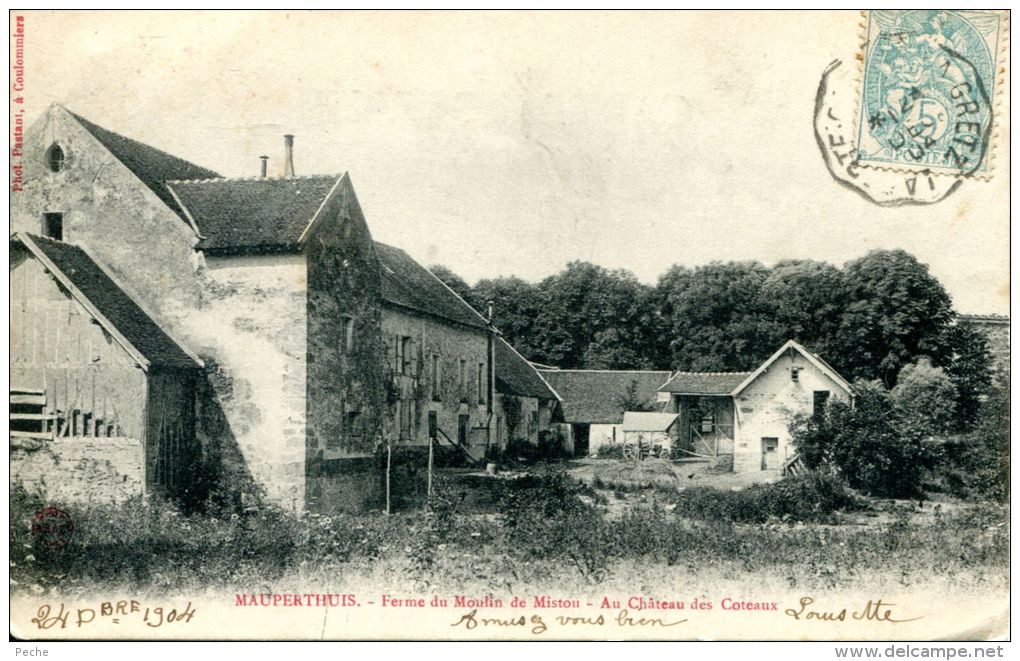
284, 134, 295, 177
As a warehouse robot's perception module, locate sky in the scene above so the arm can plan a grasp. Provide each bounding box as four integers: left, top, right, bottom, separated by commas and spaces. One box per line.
13, 10, 1010, 314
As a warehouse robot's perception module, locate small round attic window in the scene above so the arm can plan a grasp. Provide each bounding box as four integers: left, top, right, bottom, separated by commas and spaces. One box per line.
45, 144, 65, 172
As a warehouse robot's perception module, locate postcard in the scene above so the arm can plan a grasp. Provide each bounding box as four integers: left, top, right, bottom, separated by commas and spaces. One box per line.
8, 10, 1010, 642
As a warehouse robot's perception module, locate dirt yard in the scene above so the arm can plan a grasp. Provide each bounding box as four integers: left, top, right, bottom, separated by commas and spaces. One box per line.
567, 457, 781, 492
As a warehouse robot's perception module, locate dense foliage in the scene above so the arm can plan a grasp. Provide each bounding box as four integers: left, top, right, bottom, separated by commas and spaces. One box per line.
930, 374, 1010, 503
673, 473, 863, 524
791, 374, 947, 498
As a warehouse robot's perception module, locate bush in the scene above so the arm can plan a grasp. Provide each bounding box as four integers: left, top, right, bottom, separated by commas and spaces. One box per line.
500, 432, 570, 467
928, 375, 1009, 502
498, 471, 612, 582
792, 380, 934, 498
673, 473, 863, 524
8, 483, 398, 593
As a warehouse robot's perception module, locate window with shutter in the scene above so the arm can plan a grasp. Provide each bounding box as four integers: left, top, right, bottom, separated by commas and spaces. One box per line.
430, 354, 441, 400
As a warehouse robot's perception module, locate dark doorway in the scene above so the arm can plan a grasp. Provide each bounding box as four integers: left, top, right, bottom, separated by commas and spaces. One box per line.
457, 414, 470, 447
572, 423, 590, 457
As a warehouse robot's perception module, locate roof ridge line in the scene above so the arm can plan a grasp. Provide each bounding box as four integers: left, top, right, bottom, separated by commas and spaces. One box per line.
536, 369, 672, 373
77, 243, 205, 369
13, 233, 151, 370
166, 174, 343, 185
671, 370, 753, 374
67, 109, 220, 174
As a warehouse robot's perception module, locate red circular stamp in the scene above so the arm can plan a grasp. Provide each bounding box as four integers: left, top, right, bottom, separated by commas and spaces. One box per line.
31, 506, 74, 549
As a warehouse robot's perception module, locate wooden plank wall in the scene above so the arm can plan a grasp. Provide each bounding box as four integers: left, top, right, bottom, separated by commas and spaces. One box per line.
10, 254, 147, 439
146, 370, 197, 496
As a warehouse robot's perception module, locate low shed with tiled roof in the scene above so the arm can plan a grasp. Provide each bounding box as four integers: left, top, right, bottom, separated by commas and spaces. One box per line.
534, 369, 672, 456
11, 233, 202, 502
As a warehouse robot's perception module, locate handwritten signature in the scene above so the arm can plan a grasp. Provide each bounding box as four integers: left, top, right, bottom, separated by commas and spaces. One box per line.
784, 597, 922, 623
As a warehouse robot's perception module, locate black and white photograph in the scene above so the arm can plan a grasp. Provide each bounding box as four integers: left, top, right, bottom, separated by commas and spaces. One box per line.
8, 9, 1011, 646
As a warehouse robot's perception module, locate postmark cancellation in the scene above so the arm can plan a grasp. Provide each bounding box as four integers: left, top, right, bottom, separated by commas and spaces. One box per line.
854, 10, 1007, 177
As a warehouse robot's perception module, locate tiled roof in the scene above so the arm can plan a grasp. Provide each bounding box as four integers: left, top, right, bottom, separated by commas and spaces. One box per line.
622, 411, 679, 432
69, 111, 220, 221
658, 371, 751, 395
495, 338, 558, 400
14, 234, 200, 370
535, 370, 672, 424
376, 242, 490, 330
167, 176, 340, 254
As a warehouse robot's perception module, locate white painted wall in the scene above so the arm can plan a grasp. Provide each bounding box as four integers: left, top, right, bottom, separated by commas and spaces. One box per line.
732, 351, 849, 473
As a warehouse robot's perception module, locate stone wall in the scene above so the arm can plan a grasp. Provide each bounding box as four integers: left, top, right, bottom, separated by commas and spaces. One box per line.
304, 179, 388, 513
493, 394, 539, 449
196, 254, 308, 511
381, 309, 491, 456
11, 437, 144, 504
12, 105, 203, 325
11, 106, 299, 509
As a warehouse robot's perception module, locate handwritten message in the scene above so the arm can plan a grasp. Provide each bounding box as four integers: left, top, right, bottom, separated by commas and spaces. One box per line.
30, 600, 195, 630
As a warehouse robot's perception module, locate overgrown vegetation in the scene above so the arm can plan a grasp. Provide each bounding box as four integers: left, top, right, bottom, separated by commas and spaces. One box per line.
673, 473, 863, 524
927, 374, 1010, 503
11, 468, 1008, 597
495, 432, 570, 467
792, 380, 933, 498
792, 366, 1008, 502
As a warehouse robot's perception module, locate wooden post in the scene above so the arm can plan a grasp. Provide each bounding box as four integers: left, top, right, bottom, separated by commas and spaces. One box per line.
427, 435, 434, 501
385, 442, 392, 516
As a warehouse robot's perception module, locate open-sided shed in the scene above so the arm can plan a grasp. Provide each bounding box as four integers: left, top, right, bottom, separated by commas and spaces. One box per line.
620, 411, 679, 458
10, 233, 203, 503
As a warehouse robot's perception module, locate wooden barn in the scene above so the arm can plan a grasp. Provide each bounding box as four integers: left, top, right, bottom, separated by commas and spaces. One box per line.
10, 233, 204, 503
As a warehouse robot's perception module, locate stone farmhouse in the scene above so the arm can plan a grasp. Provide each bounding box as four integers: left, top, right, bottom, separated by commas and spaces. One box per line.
10, 104, 559, 512
658, 340, 852, 472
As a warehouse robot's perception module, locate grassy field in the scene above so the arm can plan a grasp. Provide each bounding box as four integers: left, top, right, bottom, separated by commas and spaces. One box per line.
9, 467, 1009, 600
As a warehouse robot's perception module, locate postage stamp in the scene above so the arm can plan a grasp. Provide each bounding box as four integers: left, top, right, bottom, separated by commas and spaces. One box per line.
854, 10, 1007, 176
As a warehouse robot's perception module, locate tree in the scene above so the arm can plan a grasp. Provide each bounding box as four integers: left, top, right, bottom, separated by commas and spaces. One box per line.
616, 379, 654, 412
941, 323, 993, 431
656, 261, 784, 371
890, 358, 958, 437
531, 261, 659, 369
761, 259, 847, 364
474, 275, 544, 361
428, 264, 483, 312
958, 373, 1009, 501
791, 380, 933, 498
836, 250, 955, 386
